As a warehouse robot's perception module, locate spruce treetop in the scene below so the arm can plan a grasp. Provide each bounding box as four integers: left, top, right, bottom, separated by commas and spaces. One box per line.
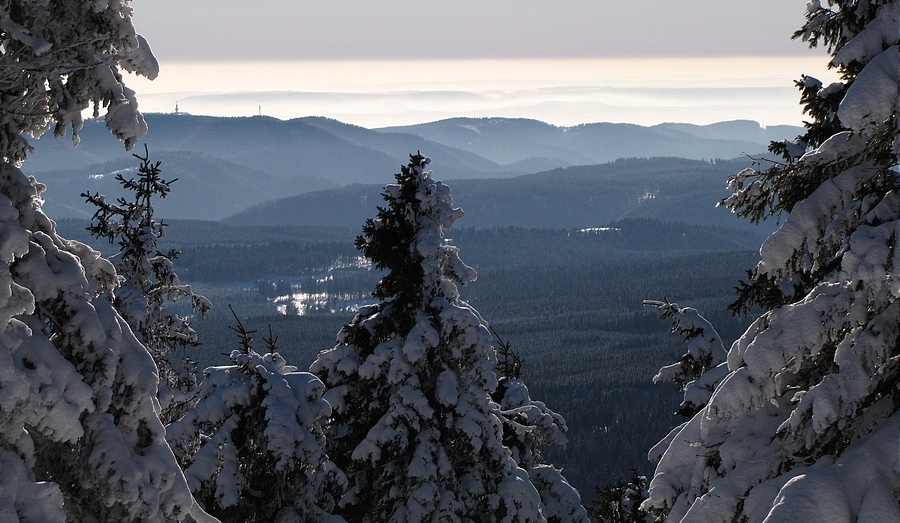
356, 153, 474, 321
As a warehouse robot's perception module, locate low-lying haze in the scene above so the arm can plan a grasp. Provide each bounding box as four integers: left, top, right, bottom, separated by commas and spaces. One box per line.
126, 57, 840, 128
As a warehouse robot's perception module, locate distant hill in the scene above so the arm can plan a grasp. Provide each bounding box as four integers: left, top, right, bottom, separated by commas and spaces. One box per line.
223, 157, 777, 235
25, 114, 517, 184
377, 118, 803, 167
37, 151, 337, 221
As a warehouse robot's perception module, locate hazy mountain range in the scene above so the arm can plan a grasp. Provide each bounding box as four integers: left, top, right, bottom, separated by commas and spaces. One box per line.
26, 113, 800, 225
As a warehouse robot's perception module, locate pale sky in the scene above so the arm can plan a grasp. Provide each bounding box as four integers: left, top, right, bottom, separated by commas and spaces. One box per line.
127, 1, 840, 127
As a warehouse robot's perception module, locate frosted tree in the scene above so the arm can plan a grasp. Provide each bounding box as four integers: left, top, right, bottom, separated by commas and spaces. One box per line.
83, 146, 211, 423
311, 154, 550, 522
0, 138, 212, 522
0, 1, 215, 521
166, 310, 345, 523
492, 330, 589, 523
641, 1, 899, 521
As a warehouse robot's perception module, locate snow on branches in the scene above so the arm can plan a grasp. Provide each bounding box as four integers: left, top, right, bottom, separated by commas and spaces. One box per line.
0, 161, 206, 522
0, 0, 157, 164
496, 377, 588, 523
643, 1, 900, 521
83, 146, 211, 423
0, 3, 217, 520
643, 300, 729, 419
167, 311, 344, 523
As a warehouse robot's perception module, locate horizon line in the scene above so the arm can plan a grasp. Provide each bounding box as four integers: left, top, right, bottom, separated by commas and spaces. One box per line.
132, 111, 804, 132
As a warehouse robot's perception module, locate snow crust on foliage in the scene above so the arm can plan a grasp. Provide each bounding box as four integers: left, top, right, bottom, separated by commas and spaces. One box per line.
120, 34, 160, 81
759, 146, 879, 281
498, 380, 568, 466
743, 412, 899, 523
0, 0, 156, 162
831, 2, 899, 67
837, 45, 899, 131
498, 379, 589, 522
645, 301, 729, 415
646, 196, 900, 521
0, 449, 65, 523
0, 162, 199, 521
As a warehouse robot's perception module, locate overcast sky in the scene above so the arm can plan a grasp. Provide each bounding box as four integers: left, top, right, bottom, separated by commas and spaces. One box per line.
135, 0, 814, 61
128, 1, 838, 127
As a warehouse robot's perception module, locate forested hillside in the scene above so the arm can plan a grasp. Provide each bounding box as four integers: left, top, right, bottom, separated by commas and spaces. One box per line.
224, 157, 776, 234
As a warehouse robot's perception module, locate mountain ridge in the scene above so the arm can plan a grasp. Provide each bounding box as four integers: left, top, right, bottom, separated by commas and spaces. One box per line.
25, 114, 800, 222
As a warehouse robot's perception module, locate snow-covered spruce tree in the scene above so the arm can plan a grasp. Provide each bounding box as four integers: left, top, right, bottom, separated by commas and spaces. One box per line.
0, 164, 212, 523
83, 146, 211, 424
0, 1, 214, 521
641, 2, 900, 521
311, 154, 552, 522
491, 329, 589, 523
167, 309, 345, 523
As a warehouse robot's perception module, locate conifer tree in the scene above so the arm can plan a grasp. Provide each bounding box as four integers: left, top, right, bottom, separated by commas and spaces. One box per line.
311, 154, 551, 522
0, 0, 157, 165
0, 0, 211, 521
167, 309, 344, 523
642, 1, 899, 521
83, 146, 211, 423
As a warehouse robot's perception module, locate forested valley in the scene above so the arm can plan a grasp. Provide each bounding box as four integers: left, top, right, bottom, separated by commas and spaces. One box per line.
58, 216, 762, 501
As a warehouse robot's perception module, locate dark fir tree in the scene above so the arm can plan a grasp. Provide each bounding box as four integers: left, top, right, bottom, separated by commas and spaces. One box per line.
642, 1, 899, 521
83, 146, 211, 423
312, 154, 574, 522
166, 308, 345, 523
